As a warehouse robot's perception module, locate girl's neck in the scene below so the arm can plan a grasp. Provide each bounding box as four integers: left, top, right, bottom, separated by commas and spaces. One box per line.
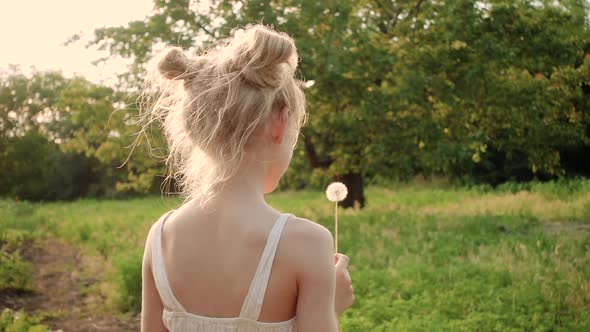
208, 157, 269, 212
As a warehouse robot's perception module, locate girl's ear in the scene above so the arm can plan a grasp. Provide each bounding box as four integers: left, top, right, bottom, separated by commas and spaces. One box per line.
270, 107, 289, 144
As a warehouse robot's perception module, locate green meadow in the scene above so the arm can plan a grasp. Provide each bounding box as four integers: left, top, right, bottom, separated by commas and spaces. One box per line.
2, 180, 590, 331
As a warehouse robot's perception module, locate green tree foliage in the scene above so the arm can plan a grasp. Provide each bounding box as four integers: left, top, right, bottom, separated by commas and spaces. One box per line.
0, 69, 98, 200
70, 0, 590, 207
379, 0, 590, 184
0, 68, 164, 200
55, 77, 165, 194
0, 131, 93, 200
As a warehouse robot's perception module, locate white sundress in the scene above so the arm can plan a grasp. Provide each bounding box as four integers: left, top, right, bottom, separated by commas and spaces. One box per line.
152, 211, 297, 332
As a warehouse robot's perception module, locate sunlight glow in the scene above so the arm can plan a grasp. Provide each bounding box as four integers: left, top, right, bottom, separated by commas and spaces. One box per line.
0, 0, 155, 85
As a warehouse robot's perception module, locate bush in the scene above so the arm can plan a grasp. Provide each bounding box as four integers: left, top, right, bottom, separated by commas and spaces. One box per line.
0, 229, 33, 292
114, 248, 144, 313
0, 131, 101, 201
0, 309, 48, 332
0, 251, 32, 291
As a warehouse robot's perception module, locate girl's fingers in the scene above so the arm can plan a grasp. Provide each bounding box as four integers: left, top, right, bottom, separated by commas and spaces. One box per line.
334, 253, 349, 269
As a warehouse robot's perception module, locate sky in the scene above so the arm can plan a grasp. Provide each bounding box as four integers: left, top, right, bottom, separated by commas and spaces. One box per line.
0, 0, 156, 86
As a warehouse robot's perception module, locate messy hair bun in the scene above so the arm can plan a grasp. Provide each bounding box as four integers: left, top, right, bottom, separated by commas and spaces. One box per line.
231, 27, 297, 88
155, 46, 208, 82
137, 24, 307, 206
157, 47, 192, 80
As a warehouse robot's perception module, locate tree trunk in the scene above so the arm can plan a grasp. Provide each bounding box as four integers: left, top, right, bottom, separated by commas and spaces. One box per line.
335, 172, 365, 209
303, 136, 365, 208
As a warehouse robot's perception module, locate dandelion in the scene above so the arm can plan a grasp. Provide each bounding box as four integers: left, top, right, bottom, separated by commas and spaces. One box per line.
326, 182, 348, 253
326, 182, 347, 202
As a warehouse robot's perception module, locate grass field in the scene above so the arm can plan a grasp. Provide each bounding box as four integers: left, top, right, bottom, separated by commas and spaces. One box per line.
1, 180, 590, 331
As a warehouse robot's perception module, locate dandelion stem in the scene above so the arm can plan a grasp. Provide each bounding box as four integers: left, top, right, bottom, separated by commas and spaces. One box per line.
335, 201, 338, 253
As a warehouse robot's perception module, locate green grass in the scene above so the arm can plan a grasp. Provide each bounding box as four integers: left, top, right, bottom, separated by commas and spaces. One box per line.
0, 201, 36, 292
0, 309, 49, 332
1, 179, 590, 331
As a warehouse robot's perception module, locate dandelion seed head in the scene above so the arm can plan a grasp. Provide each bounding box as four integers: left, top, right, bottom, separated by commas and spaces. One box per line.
326, 182, 348, 202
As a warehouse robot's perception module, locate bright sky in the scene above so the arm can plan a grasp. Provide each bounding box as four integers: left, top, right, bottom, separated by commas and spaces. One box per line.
0, 0, 155, 86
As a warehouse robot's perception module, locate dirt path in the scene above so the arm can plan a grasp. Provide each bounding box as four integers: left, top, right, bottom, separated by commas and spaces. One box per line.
1, 239, 139, 331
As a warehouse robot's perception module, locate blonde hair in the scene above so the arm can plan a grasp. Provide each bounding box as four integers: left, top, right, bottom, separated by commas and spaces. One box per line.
137, 24, 307, 206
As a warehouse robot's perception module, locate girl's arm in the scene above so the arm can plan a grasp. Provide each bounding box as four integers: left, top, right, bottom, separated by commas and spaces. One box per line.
294, 223, 340, 332
141, 223, 167, 332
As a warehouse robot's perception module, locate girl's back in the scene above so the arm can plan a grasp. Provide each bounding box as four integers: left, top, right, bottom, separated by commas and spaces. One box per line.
144, 200, 337, 331
160, 204, 298, 322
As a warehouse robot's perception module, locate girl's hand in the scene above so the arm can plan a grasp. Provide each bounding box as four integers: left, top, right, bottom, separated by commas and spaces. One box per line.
334, 253, 354, 316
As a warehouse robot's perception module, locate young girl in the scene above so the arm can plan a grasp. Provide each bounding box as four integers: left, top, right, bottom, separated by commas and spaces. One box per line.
140, 24, 354, 332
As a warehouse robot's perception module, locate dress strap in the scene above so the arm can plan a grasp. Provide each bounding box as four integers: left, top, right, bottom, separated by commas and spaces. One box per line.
239, 213, 291, 320
151, 210, 187, 313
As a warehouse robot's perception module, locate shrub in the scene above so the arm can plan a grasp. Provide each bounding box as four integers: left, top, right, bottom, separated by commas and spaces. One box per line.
0, 251, 32, 291
114, 248, 144, 313
0, 309, 48, 332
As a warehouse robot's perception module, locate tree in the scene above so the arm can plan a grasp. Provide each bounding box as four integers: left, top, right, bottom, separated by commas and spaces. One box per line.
0, 69, 99, 200
0, 68, 164, 200
68, 0, 429, 208
385, 0, 590, 183
69, 0, 590, 206
56, 77, 166, 195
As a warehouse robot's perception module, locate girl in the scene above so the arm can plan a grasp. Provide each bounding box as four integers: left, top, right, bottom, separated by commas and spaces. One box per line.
140, 24, 355, 332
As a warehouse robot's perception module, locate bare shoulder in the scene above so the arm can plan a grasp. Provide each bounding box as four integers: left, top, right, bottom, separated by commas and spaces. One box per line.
282, 215, 334, 268
285, 215, 333, 244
